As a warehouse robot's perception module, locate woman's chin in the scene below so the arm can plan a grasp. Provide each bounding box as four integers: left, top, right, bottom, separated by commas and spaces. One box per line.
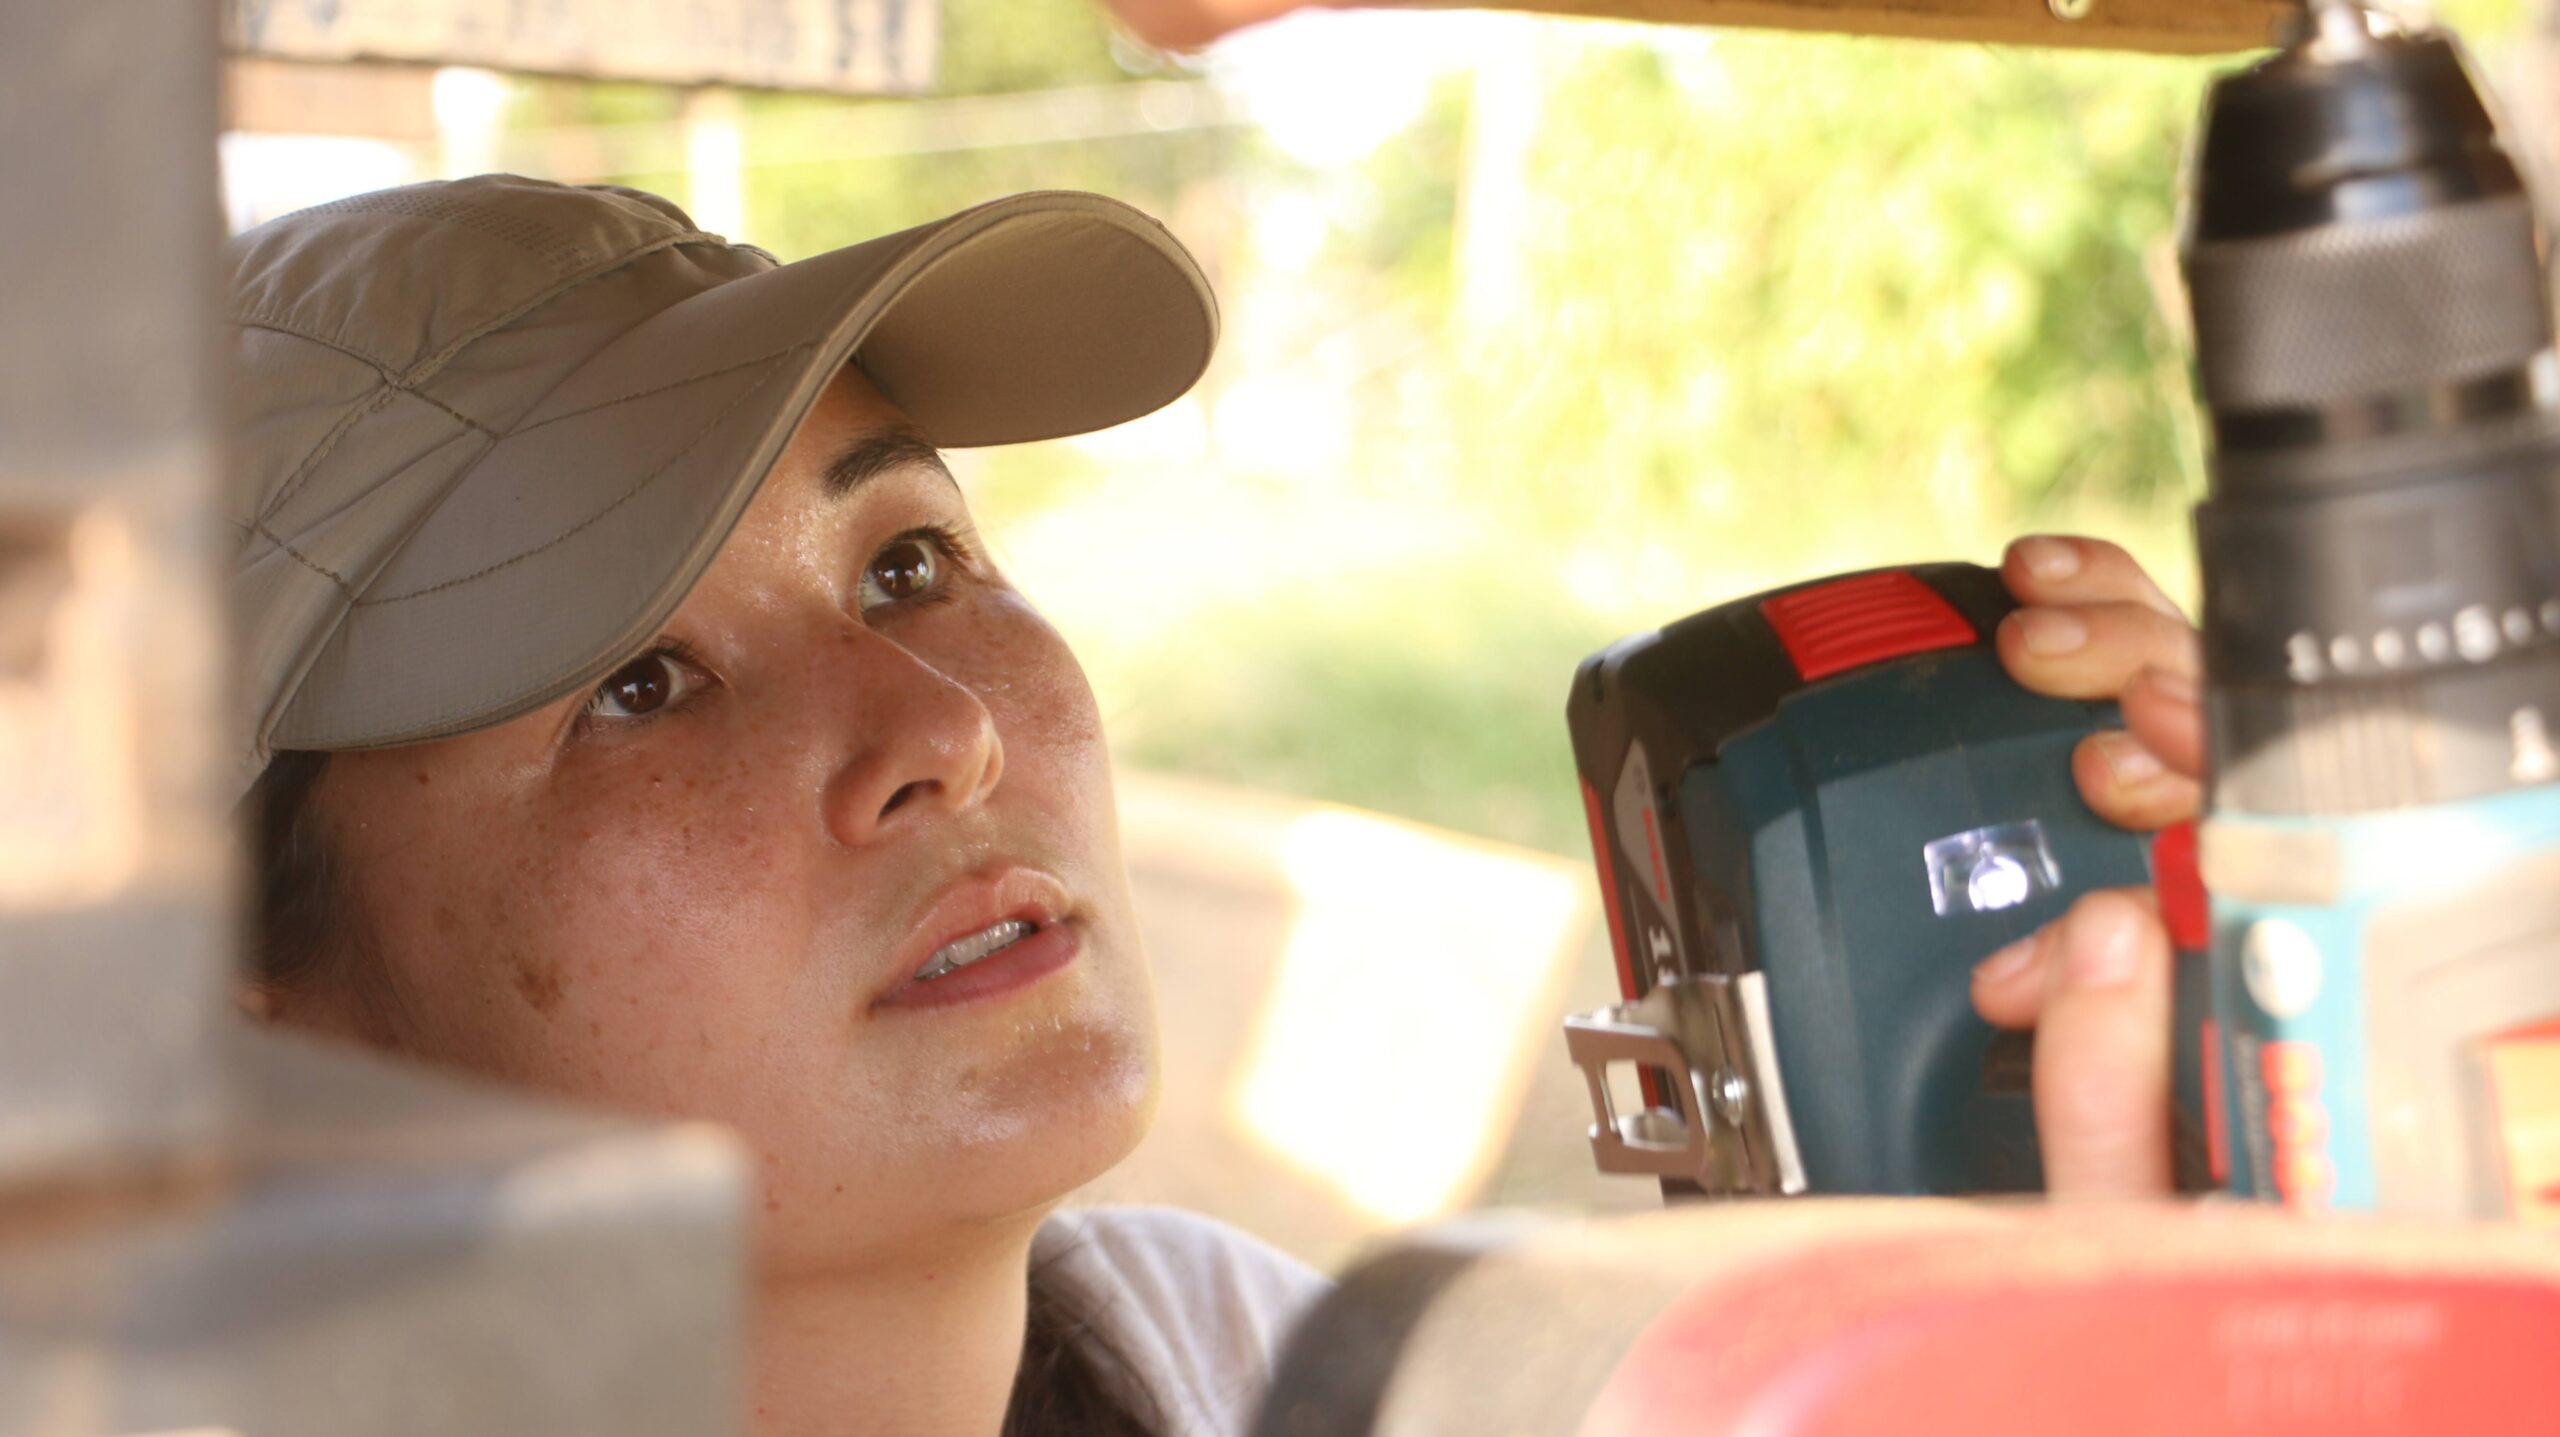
938, 1012, 1160, 1210
914, 955, 1162, 1210
763, 1013, 1160, 1267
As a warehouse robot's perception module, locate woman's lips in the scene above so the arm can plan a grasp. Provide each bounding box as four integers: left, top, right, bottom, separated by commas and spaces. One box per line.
875, 918, 1081, 1011
873, 865, 1081, 1011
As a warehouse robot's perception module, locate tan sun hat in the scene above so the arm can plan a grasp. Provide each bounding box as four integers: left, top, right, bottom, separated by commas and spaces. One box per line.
226, 175, 1215, 793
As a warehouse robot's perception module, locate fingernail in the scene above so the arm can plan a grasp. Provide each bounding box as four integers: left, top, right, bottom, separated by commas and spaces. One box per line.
1973, 936, 2038, 984
2015, 536, 2081, 581
2016, 608, 2088, 656
2092, 731, 2164, 785
2062, 913, 2141, 990
2139, 664, 2199, 704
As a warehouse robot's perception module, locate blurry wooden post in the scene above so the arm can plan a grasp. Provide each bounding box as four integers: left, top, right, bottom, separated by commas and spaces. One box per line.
2506, 0, 2560, 212
0, 0, 235, 1207
1, 4, 945, 1433
434, 66, 513, 178
682, 87, 753, 241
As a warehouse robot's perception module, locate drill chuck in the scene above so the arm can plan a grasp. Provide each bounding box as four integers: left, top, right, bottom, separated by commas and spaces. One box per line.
2185, 7, 2560, 815
2186, 11, 2551, 452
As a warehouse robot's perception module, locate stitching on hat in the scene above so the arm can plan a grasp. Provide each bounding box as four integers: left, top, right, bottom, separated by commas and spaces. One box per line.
242, 416, 495, 592
259, 382, 404, 525
222, 233, 706, 384
233, 321, 501, 442
358, 347, 805, 606
507, 342, 806, 438
255, 372, 486, 523
244, 517, 359, 595
385, 381, 495, 440
228, 306, 405, 374
233, 233, 750, 523
401, 233, 711, 390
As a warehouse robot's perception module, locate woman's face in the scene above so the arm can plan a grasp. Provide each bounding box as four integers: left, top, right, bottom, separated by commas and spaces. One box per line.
308, 367, 1159, 1270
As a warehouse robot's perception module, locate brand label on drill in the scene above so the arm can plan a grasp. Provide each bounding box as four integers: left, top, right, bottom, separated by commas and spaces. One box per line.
2478, 1017, 2560, 1225
2262, 1039, 2335, 1210
1613, 742, 1680, 977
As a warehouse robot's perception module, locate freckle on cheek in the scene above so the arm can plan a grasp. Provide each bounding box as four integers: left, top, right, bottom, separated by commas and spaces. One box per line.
508, 948, 564, 1018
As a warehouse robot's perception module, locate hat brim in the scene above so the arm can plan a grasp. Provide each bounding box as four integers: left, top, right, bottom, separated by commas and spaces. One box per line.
268, 191, 1215, 754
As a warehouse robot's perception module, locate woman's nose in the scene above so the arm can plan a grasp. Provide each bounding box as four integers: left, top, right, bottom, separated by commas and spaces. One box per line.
817, 632, 1005, 848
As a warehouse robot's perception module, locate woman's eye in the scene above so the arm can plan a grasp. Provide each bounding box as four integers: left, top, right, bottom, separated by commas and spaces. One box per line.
858, 535, 944, 613
586, 651, 697, 722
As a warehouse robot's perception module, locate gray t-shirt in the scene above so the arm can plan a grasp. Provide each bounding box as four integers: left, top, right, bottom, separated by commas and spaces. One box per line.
1035, 1206, 1333, 1436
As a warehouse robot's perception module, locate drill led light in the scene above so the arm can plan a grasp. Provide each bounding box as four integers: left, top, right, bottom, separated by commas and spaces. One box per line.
1925, 821, 2061, 917
1967, 854, 2034, 911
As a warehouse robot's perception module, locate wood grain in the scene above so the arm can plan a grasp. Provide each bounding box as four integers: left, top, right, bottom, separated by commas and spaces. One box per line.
223, 0, 936, 94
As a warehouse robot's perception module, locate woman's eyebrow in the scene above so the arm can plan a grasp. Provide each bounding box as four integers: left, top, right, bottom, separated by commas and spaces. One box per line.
823, 427, 952, 500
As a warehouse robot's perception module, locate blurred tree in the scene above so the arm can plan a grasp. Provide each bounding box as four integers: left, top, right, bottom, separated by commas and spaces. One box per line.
739, 0, 1240, 257
516, 0, 1245, 259
1446, 33, 2218, 548
496, 4, 2539, 856
1099, 26, 2239, 851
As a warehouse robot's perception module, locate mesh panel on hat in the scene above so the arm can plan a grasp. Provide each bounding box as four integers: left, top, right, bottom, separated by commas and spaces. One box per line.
296, 188, 602, 275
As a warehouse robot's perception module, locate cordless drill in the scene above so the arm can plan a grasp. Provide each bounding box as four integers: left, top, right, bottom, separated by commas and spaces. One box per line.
2179, 0, 2560, 1219
1562, 564, 2155, 1197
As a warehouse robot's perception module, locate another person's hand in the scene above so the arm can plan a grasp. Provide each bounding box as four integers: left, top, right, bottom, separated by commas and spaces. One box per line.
1971, 535, 2202, 1199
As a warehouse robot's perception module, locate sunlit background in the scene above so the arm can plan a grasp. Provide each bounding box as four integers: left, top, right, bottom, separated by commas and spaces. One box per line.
218, 0, 2539, 1265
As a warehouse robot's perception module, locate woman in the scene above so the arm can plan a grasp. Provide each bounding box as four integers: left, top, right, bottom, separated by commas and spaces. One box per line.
226, 174, 2194, 1437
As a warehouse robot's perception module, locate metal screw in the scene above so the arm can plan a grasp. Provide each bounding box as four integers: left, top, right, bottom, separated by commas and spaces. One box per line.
2049, 0, 2094, 19
1709, 1068, 1751, 1127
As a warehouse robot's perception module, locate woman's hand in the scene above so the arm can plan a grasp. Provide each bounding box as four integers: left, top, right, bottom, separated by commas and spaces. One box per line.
1971, 535, 2204, 1199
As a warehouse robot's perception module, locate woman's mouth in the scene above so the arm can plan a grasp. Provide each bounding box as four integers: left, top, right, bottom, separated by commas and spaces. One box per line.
875, 867, 1085, 1011
914, 918, 1037, 981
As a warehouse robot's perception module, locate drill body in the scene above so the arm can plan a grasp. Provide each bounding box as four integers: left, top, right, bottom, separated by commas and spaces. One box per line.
1564, 564, 2151, 1197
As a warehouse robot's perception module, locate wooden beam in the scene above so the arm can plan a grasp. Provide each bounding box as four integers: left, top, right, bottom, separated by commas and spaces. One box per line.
1103, 0, 2287, 55
1448, 0, 2289, 54
223, 58, 438, 143
222, 0, 937, 95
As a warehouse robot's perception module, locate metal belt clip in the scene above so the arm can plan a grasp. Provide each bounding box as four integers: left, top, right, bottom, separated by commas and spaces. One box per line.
1563, 974, 1807, 1196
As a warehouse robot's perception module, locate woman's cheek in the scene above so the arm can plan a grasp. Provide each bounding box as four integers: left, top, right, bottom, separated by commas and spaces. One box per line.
505, 767, 814, 1088
970, 594, 1110, 775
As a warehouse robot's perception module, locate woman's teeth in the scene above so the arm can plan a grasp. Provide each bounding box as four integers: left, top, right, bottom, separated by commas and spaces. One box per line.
915, 919, 1035, 981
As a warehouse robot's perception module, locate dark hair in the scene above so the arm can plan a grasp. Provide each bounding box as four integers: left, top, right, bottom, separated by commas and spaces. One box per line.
242, 748, 342, 990
244, 750, 1163, 1437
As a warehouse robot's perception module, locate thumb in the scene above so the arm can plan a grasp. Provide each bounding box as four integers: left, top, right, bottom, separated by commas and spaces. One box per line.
2033, 888, 2176, 1200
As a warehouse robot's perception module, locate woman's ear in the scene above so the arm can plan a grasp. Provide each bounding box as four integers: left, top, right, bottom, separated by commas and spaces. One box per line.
236, 984, 277, 1023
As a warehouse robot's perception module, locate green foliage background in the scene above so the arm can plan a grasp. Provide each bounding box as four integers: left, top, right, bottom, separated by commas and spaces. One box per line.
542, 0, 2529, 857
1100, 26, 2227, 854
1468, 38, 2213, 529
